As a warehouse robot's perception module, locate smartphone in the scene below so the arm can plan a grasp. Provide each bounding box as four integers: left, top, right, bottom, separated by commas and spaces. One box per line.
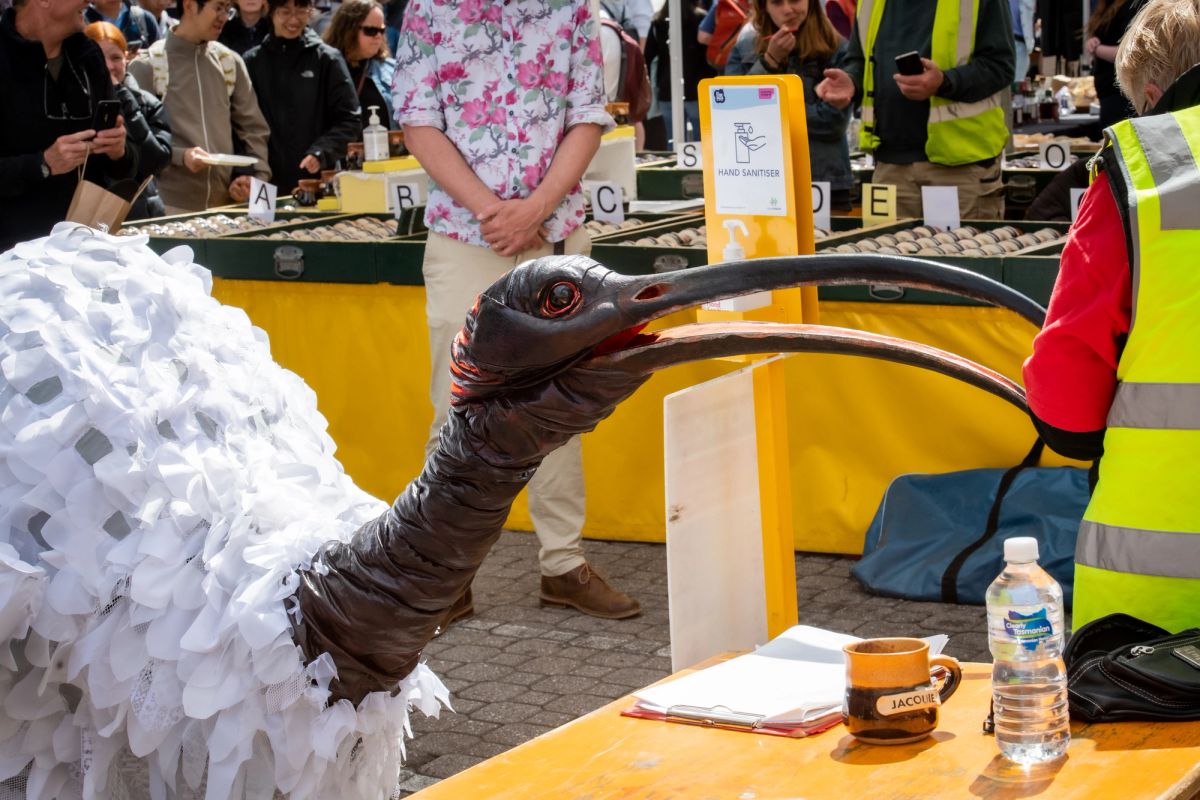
894, 50, 924, 76
92, 99, 120, 131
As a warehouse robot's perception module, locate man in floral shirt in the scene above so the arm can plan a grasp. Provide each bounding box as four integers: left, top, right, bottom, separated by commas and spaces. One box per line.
394, 0, 641, 621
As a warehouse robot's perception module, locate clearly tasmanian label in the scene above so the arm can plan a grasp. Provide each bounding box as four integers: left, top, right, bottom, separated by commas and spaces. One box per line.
875, 688, 940, 717
1002, 608, 1054, 650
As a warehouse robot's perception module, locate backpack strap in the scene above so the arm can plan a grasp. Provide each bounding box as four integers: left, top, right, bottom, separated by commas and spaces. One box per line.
214, 44, 239, 98
939, 438, 1046, 604
146, 39, 169, 97
600, 18, 628, 103
132, 6, 148, 45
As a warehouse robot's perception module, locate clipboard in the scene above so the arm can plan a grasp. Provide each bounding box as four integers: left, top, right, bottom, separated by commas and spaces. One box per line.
620, 702, 843, 738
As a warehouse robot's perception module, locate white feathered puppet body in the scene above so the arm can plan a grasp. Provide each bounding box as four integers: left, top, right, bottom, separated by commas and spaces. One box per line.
0, 224, 1036, 799
0, 227, 446, 799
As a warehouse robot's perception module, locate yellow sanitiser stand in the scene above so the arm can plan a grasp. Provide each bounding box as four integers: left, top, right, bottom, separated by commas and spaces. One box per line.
691, 75, 818, 638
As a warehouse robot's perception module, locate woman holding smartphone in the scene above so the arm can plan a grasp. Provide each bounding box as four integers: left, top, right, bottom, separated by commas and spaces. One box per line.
84, 21, 172, 219
724, 0, 852, 211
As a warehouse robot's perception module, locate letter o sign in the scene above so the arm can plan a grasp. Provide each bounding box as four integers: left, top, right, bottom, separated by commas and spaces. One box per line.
1040, 140, 1070, 171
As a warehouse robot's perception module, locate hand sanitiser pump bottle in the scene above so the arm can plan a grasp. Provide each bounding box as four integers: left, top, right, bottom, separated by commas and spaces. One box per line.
702, 220, 771, 311
985, 537, 1070, 764
363, 105, 389, 163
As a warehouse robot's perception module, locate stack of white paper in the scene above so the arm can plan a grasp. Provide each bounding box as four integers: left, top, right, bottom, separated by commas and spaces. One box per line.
631, 626, 949, 730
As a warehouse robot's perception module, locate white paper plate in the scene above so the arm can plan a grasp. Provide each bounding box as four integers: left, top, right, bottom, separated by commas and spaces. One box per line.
196, 153, 259, 167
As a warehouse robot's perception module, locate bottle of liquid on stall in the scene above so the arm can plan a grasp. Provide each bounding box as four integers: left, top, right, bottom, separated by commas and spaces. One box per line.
985, 537, 1070, 765
363, 105, 389, 163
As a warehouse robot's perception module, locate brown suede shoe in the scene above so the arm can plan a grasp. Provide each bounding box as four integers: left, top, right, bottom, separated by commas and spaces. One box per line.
539, 563, 641, 619
434, 586, 474, 637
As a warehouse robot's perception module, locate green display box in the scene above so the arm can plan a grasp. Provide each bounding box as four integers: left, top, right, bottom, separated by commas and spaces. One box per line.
591, 215, 869, 276
119, 208, 335, 261
635, 159, 705, 201
209, 214, 420, 284
816, 219, 1068, 306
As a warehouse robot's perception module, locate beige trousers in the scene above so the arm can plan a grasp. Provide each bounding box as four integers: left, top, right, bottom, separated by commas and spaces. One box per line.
872, 159, 1006, 220
422, 228, 592, 577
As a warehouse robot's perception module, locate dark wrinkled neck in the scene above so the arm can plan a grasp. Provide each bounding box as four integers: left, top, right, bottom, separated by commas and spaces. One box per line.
292, 408, 539, 704
291, 355, 648, 706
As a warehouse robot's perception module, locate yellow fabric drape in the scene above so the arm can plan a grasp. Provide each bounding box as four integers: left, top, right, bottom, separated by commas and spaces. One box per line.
212, 279, 1074, 553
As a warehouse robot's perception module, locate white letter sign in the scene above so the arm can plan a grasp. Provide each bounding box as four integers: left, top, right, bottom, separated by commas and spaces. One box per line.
1039, 140, 1071, 171
586, 181, 625, 224
811, 181, 831, 232
677, 141, 703, 170
921, 186, 961, 231
248, 177, 277, 223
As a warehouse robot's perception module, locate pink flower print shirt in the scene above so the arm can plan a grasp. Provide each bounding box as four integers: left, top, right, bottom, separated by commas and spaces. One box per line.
393, 0, 615, 247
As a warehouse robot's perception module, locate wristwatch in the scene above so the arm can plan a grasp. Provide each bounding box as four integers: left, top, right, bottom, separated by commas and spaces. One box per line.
39, 155, 51, 179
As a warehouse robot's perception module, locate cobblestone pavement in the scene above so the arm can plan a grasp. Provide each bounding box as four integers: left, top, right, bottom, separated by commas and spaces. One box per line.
396, 530, 1003, 796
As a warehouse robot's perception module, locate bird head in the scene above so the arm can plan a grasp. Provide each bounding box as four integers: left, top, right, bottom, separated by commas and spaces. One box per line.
448, 253, 1042, 423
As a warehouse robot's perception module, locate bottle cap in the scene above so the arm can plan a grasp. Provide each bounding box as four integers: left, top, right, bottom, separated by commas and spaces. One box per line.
1004, 536, 1039, 563
368, 105, 381, 126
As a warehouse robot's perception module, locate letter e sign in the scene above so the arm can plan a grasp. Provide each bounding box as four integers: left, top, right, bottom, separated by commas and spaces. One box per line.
862, 183, 897, 227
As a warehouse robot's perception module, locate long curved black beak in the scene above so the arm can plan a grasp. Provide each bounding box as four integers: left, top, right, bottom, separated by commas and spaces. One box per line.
591, 321, 1027, 411
607, 253, 1046, 329
586, 254, 1039, 412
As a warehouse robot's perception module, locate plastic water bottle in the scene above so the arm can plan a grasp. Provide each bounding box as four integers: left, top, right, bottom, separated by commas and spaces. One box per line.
985, 537, 1070, 764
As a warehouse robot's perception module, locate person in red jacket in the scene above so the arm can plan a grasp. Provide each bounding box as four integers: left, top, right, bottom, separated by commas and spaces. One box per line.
1024, 0, 1200, 631
1023, 3, 1200, 462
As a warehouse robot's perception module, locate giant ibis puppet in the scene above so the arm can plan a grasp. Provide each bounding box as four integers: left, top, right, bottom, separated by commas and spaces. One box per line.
0, 224, 1041, 798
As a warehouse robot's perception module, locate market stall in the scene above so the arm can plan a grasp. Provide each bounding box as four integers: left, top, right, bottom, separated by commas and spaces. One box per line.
119, 178, 1079, 555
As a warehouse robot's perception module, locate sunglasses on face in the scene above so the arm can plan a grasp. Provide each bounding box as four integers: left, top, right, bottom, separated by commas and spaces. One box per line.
360, 25, 385, 36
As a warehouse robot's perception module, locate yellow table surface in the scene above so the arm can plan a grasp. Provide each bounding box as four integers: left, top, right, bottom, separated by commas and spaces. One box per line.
410, 661, 1200, 800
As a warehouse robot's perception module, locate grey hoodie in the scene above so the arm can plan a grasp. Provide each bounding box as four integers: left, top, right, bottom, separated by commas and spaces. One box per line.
129, 30, 271, 211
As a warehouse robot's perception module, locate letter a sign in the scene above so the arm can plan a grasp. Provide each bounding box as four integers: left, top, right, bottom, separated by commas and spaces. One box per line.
248, 177, 277, 223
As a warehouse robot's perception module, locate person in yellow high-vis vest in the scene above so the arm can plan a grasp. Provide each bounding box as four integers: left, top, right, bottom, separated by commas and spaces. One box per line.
1024, 0, 1200, 633
815, 0, 1014, 218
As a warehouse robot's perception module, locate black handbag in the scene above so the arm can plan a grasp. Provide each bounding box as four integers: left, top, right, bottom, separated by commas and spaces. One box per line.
1065, 613, 1200, 722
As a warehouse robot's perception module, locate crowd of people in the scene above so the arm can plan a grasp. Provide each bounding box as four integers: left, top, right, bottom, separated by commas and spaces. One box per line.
0, 0, 405, 244
1, 0, 1153, 247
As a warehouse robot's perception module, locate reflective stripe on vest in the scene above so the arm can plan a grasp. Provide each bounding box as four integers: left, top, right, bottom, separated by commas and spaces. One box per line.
855, 0, 884, 151
1074, 106, 1200, 629
1078, 521, 1200, 580
856, 0, 1007, 164
1109, 382, 1200, 429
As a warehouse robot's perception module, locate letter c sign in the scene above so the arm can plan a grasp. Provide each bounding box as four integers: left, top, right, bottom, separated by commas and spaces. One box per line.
586, 181, 625, 224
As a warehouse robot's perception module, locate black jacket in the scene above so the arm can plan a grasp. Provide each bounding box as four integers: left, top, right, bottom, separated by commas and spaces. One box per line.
217, 14, 269, 56
0, 9, 136, 252
1024, 159, 1090, 223
244, 28, 360, 192
117, 79, 171, 219
644, 3, 714, 103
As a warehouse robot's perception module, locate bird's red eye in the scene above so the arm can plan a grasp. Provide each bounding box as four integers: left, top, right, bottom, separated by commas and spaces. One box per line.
541, 281, 581, 317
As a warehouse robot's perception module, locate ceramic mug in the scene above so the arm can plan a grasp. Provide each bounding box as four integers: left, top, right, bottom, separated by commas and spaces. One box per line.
388, 130, 406, 158
842, 637, 961, 745
320, 169, 338, 198
293, 179, 322, 207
